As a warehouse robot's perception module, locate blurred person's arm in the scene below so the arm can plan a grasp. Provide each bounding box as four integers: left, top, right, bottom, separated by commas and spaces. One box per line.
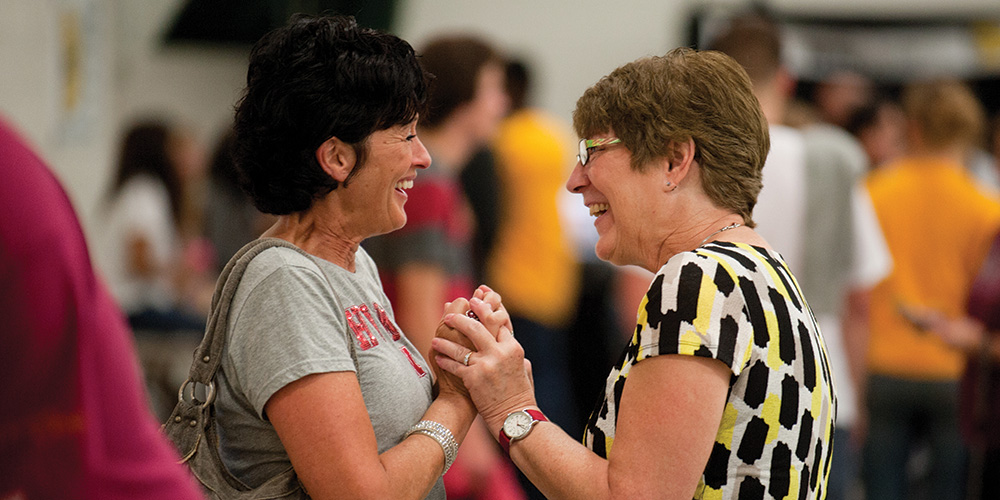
127, 232, 157, 277
843, 288, 871, 442
844, 182, 892, 444
394, 263, 449, 361
923, 313, 1000, 362
0, 118, 205, 499
127, 228, 213, 315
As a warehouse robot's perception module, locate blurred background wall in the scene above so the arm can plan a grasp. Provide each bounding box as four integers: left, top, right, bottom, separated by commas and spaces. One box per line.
2, 0, 1000, 242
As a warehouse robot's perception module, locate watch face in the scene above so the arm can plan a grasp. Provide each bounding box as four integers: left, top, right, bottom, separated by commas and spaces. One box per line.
503, 411, 534, 439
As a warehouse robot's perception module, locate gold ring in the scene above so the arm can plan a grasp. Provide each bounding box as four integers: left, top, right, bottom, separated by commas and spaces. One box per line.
462, 352, 472, 366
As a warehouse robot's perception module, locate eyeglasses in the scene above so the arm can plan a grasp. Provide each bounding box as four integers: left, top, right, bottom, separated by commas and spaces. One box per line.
577, 137, 622, 166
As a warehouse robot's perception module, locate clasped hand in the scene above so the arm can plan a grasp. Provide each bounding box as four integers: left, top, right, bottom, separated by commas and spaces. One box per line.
433, 285, 536, 435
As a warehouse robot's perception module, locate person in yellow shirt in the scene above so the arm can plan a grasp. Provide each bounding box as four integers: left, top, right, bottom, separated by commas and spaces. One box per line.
864, 78, 1000, 500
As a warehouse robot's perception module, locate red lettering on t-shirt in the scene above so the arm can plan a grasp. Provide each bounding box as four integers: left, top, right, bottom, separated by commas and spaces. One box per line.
372, 302, 401, 341
345, 306, 379, 350
399, 346, 427, 378
357, 304, 384, 341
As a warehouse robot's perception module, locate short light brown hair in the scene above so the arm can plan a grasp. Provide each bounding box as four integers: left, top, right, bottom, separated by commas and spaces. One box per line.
903, 78, 985, 152
573, 47, 769, 227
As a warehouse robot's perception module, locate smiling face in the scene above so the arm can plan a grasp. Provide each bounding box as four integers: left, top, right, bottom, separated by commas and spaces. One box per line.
343, 120, 430, 237
566, 134, 663, 267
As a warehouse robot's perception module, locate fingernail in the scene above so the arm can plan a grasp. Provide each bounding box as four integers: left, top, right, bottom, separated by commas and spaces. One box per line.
470, 297, 483, 305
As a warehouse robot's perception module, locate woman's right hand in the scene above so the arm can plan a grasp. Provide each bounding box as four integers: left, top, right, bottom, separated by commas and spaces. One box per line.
433, 286, 513, 398
432, 304, 536, 436
434, 299, 475, 398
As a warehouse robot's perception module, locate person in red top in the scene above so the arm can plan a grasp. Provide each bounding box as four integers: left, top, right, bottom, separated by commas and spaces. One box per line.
912, 231, 1000, 499
0, 117, 204, 500
362, 35, 522, 500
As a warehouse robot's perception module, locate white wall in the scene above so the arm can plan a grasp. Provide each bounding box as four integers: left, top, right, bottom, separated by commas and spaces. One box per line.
0, 0, 247, 239
2, 0, 1000, 243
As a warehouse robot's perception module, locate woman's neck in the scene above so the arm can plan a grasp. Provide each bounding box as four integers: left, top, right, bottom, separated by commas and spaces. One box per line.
262, 210, 361, 272
649, 203, 747, 271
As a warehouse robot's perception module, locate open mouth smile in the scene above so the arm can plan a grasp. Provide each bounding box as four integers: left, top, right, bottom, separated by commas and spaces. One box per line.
589, 203, 609, 217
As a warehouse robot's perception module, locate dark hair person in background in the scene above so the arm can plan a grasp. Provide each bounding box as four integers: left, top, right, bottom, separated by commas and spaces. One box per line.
213, 15, 499, 498
96, 119, 210, 332
433, 48, 836, 499
364, 34, 509, 362
362, 33, 522, 499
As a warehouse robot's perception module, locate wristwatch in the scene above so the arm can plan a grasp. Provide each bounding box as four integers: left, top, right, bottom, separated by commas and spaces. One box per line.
499, 408, 548, 455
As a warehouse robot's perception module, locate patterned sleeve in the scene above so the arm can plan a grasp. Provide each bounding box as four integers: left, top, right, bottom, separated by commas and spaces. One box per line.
634, 250, 754, 376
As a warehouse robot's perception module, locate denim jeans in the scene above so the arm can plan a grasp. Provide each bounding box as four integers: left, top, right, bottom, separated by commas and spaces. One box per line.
510, 315, 578, 500
863, 374, 967, 500
827, 426, 861, 500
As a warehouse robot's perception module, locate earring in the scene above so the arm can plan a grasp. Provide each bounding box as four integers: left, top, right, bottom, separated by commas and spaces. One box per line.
666, 181, 677, 192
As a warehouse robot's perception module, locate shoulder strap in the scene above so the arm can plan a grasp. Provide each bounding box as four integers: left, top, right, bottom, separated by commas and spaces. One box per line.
186, 237, 359, 388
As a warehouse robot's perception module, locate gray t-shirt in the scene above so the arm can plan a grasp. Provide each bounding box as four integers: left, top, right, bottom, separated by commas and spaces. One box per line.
216, 245, 443, 499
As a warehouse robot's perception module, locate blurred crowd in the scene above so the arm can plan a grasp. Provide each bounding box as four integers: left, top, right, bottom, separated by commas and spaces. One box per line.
5, 7, 1000, 500
706, 13, 1000, 500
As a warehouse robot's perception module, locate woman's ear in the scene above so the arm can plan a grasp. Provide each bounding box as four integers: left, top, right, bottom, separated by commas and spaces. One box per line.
664, 137, 696, 189
315, 137, 356, 183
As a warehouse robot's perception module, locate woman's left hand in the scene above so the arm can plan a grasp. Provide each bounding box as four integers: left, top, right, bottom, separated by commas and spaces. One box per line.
432, 304, 535, 435
433, 299, 475, 398
432, 286, 511, 398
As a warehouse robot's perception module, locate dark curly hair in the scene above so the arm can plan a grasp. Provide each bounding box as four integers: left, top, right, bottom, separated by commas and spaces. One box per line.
233, 14, 430, 215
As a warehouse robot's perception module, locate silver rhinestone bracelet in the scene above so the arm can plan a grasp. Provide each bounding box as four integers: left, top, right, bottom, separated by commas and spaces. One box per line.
405, 420, 458, 475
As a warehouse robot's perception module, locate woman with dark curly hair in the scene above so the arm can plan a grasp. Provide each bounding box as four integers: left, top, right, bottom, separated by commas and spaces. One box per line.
210, 15, 498, 499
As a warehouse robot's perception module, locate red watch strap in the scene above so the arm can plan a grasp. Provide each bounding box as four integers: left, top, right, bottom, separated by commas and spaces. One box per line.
500, 429, 512, 455
525, 409, 546, 422
499, 409, 548, 455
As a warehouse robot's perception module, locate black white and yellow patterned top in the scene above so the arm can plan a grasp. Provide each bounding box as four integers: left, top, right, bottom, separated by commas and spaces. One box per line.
583, 242, 836, 499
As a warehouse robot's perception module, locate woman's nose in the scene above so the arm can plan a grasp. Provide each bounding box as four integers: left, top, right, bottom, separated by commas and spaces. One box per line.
412, 137, 431, 169
565, 161, 588, 193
